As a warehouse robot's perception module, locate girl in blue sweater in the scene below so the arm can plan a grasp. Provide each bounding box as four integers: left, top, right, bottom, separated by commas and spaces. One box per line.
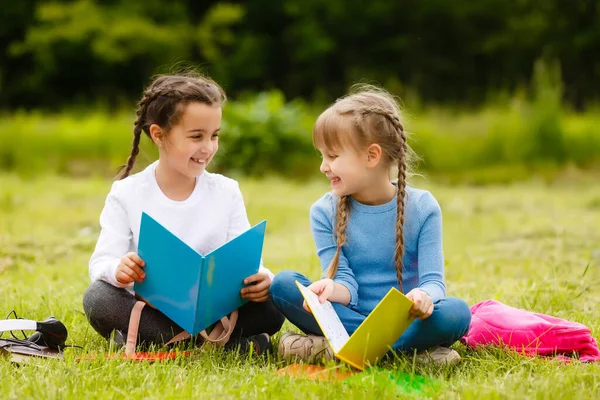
271, 86, 471, 365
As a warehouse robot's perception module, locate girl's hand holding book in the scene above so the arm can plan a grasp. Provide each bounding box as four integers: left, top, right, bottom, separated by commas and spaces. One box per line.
241, 272, 271, 302
406, 289, 433, 320
302, 278, 335, 312
116, 252, 146, 284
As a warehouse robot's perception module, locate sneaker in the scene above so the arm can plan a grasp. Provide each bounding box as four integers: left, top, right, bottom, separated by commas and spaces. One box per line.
224, 333, 272, 356
278, 332, 335, 362
415, 346, 461, 366
108, 329, 127, 350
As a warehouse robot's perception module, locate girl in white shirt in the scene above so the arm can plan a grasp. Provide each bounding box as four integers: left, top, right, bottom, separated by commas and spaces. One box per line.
84, 73, 284, 353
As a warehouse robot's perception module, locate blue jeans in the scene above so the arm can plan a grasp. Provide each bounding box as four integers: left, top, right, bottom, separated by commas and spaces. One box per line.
270, 270, 472, 352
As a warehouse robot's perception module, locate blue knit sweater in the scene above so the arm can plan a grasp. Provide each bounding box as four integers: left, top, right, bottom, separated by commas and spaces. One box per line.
310, 186, 446, 315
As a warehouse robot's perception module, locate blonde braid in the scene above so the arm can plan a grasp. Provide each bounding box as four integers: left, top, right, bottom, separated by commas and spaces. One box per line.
360, 106, 407, 290
326, 195, 352, 279
394, 119, 408, 292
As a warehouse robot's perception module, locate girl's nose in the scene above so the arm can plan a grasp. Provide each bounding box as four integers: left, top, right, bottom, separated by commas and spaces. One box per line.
320, 159, 329, 174
199, 143, 210, 155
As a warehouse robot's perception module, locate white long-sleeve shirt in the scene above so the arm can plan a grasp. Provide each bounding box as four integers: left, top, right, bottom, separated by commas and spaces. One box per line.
89, 161, 272, 290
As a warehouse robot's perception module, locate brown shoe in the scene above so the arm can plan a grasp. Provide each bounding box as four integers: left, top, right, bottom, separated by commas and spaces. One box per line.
415, 346, 461, 366
278, 332, 335, 362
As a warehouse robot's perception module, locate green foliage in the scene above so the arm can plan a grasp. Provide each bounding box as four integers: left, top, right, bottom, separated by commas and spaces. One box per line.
1, 87, 600, 182
9, 0, 189, 64
405, 103, 600, 183
406, 60, 600, 183
213, 91, 316, 177
526, 59, 566, 164
2, 0, 600, 108
0, 91, 318, 178
196, 4, 246, 62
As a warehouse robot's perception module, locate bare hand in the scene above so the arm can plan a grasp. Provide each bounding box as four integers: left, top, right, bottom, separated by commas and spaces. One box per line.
116, 252, 146, 284
406, 289, 433, 320
241, 272, 271, 302
302, 278, 335, 313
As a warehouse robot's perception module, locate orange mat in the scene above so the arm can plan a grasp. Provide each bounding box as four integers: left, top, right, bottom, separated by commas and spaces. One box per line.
276, 364, 358, 381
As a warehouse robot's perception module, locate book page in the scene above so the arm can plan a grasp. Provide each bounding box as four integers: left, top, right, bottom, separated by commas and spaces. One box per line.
337, 287, 414, 370
296, 281, 349, 353
135, 212, 202, 334
196, 220, 266, 334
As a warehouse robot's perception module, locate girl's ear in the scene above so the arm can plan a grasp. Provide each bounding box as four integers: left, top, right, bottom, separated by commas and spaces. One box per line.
149, 124, 164, 147
366, 143, 383, 168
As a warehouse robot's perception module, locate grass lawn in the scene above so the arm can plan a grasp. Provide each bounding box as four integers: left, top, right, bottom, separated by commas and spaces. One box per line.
1, 173, 599, 399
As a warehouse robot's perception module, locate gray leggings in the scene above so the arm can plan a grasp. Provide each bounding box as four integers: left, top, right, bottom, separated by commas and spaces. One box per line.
83, 280, 285, 346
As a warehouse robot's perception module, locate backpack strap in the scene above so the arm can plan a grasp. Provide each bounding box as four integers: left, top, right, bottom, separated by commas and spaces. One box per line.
125, 301, 238, 355
198, 310, 239, 346
125, 301, 146, 355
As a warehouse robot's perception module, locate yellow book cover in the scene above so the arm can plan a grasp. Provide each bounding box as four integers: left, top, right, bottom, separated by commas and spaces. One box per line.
296, 281, 414, 370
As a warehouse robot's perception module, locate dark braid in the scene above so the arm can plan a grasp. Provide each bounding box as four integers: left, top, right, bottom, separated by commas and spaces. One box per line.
326, 195, 352, 279
116, 93, 150, 179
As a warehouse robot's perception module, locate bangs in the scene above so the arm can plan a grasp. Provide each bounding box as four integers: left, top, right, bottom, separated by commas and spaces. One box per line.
312, 108, 356, 152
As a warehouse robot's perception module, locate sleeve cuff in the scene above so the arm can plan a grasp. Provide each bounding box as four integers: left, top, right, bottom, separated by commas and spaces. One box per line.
419, 284, 444, 304
106, 261, 133, 289
259, 266, 275, 282
334, 279, 358, 308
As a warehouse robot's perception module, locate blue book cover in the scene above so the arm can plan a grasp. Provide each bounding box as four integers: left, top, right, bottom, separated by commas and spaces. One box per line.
134, 212, 267, 335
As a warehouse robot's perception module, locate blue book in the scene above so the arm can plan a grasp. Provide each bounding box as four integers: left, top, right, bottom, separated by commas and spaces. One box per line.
134, 212, 267, 335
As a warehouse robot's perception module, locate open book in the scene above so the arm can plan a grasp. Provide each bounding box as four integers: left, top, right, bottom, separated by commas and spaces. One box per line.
296, 281, 414, 370
134, 212, 267, 336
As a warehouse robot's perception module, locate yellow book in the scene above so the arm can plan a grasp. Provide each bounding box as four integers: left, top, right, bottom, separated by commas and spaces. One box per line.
296, 281, 414, 370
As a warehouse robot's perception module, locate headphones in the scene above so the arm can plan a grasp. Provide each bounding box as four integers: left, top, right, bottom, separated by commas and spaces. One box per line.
0, 316, 68, 350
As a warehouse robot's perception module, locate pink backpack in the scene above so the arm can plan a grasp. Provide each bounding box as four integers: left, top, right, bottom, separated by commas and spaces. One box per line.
461, 300, 600, 362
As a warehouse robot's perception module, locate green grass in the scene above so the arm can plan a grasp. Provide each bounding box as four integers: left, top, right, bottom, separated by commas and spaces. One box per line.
1, 174, 600, 399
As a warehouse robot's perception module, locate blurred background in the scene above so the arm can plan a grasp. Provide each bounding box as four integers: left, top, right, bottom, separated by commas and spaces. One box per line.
0, 0, 599, 183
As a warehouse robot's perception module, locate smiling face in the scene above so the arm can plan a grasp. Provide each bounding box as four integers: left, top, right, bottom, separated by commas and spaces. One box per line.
317, 144, 371, 198
313, 108, 375, 199
154, 102, 222, 180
